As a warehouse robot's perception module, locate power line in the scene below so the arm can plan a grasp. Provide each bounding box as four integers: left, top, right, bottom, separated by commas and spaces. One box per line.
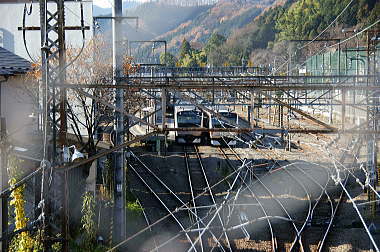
298, 0, 355, 50
273, 18, 380, 76
327, 18, 380, 49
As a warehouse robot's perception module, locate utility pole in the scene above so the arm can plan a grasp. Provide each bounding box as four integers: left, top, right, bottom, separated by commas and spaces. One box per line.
35, 0, 88, 249
112, 0, 126, 245
366, 29, 379, 219
94, 9, 138, 245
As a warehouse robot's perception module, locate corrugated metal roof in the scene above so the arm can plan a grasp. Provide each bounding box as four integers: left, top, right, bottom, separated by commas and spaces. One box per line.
0, 47, 31, 76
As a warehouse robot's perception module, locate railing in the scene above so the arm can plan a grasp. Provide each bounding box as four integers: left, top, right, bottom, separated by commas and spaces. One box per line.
130, 66, 270, 77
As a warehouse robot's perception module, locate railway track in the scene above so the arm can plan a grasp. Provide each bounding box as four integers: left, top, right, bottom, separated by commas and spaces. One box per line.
235, 131, 364, 251
241, 133, 329, 252
225, 134, 326, 251
219, 148, 279, 251
128, 151, 197, 251
184, 145, 233, 251
129, 149, 234, 252
302, 134, 364, 252
124, 129, 365, 252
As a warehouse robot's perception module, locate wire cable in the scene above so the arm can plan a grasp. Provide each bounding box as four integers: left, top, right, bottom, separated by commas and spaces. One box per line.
272, 18, 380, 75
298, 0, 355, 50
277, 18, 380, 76
22, 3, 38, 63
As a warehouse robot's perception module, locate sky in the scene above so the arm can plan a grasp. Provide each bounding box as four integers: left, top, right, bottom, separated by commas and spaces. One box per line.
93, 0, 149, 8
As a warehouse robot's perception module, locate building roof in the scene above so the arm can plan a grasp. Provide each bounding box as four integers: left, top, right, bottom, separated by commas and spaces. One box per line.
0, 47, 31, 76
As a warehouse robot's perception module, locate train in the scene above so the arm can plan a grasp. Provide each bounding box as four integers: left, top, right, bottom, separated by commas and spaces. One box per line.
174, 103, 239, 146
174, 103, 206, 144
205, 107, 238, 146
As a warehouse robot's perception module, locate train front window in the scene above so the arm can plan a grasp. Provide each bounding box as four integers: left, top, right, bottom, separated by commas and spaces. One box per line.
212, 112, 237, 128
177, 111, 202, 127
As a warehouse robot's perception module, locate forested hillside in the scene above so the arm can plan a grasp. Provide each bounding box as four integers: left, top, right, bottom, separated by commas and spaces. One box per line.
98, 0, 379, 67
164, 0, 379, 68
208, 0, 380, 67
154, 0, 277, 51
121, 0, 278, 61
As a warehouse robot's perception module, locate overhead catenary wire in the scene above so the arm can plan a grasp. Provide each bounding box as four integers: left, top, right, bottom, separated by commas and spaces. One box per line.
106, 159, 252, 252
308, 133, 380, 199
15, 1, 378, 248
129, 164, 199, 252
109, 153, 258, 252
216, 144, 276, 251
22, 2, 38, 63
303, 133, 379, 251
103, 118, 368, 252
186, 160, 249, 252
336, 168, 379, 251
184, 145, 230, 251
128, 149, 228, 251
276, 18, 380, 76
215, 109, 368, 250
297, 0, 355, 50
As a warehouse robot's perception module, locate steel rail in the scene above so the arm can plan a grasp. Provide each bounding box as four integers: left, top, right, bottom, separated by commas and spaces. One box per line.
223, 145, 305, 250
315, 136, 365, 252
186, 215, 298, 233
251, 145, 327, 252
149, 161, 253, 252
193, 145, 233, 251
129, 164, 198, 251
254, 144, 313, 252
218, 145, 277, 251
137, 199, 159, 252
129, 150, 227, 251
186, 160, 251, 252
292, 122, 368, 251
150, 162, 251, 252
338, 179, 379, 252
108, 160, 253, 252
208, 158, 254, 252
285, 163, 317, 251
224, 136, 306, 251
285, 162, 334, 252
184, 146, 205, 252
300, 133, 364, 251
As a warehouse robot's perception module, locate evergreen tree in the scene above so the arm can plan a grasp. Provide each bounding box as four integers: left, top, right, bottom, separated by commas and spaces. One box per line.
204, 33, 226, 55
179, 38, 192, 60
181, 54, 198, 67
160, 52, 178, 66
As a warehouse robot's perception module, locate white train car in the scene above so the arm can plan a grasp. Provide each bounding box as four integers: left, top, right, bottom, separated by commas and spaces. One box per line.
206, 107, 238, 146
174, 104, 206, 144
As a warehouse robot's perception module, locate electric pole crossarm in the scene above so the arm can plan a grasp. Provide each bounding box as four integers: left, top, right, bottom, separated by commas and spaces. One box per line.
94, 16, 139, 20
18, 26, 90, 31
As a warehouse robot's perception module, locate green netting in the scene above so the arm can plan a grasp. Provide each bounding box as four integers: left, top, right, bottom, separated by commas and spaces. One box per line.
305, 47, 369, 76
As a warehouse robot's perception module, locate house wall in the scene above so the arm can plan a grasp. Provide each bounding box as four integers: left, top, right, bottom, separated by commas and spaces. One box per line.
0, 1, 93, 60
0, 76, 37, 143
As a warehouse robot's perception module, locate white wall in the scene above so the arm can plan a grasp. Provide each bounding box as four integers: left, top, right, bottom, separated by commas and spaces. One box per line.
0, 76, 36, 142
0, 1, 93, 60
